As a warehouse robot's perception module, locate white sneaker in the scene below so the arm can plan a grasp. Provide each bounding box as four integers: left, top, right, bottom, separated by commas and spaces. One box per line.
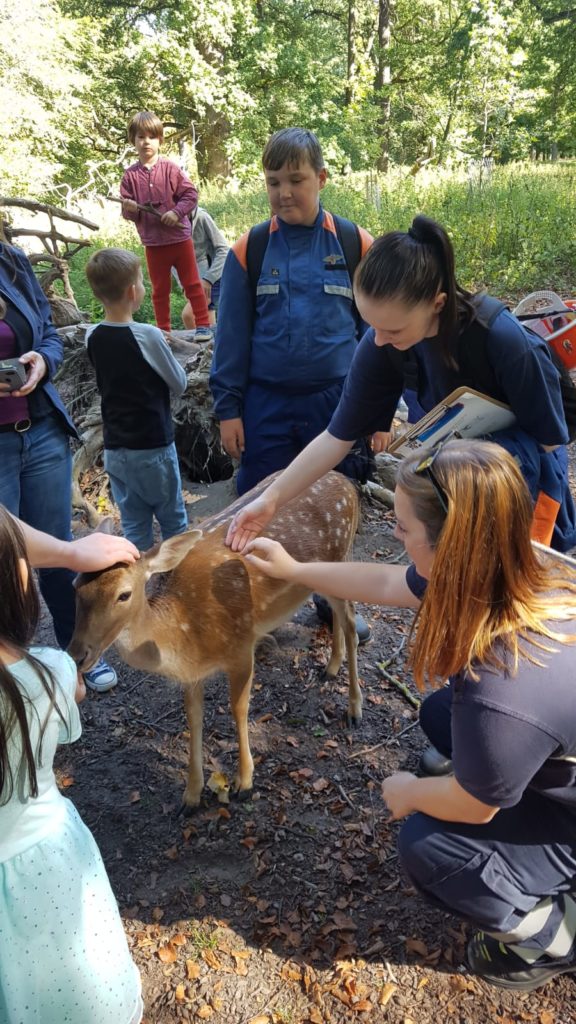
84, 657, 118, 693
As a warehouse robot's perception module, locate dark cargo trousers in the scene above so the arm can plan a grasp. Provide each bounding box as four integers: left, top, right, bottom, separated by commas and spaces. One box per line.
398, 685, 576, 955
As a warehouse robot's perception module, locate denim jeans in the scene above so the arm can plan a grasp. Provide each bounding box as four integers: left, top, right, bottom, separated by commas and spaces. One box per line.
104, 442, 188, 551
0, 414, 76, 649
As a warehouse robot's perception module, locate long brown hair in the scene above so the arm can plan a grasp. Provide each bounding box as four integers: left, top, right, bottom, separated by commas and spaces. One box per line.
0, 509, 67, 804
396, 440, 576, 688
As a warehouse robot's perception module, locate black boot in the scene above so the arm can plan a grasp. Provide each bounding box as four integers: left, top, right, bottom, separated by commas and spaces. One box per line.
418, 745, 453, 776
312, 594, 371, 646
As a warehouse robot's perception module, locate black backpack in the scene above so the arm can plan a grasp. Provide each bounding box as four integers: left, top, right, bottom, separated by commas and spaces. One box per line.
394, 294, 576, 443
245, 214, 364, 333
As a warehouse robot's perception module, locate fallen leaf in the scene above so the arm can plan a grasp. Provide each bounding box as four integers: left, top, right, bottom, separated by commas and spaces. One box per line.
202, 949, 222, 970
186, 959, 201, 980
129, 790, 141, 803
248, 1017, 270, 1024
352, 1000, 373, 1013
540, 1013, 555, 1024
280, 962, 302, 982
307, 1008, 323, 1024
197, 1005, 213, 1019
378, 982, 397, 1007
240, 836, 258, 850
172, 933, 187, 946
164, 845, 179, 861
175, 983, 186, 1002
152, 907, 164, 922
60, 775, 75, 787
157, 943, 178, 964
332, 910, 358, 931
405, 937, 428, 958
312, 777, 330, 792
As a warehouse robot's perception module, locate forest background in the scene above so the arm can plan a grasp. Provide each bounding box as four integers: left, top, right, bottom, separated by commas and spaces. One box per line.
2, 0, 576, 322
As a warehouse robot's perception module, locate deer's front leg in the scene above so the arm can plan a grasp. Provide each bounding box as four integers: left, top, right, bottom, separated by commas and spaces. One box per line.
181, 679, 205, 812
228, 652, 255, 798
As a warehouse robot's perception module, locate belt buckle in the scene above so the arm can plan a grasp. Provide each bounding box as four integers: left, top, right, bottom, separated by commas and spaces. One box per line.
14, 419, 31, 433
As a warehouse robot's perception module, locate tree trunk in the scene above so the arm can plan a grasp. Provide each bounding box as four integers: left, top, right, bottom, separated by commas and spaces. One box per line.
375, 0, 391, 172
345, 0, 357, 106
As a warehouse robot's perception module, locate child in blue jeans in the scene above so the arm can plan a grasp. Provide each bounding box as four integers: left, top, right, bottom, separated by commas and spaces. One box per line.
0, 508, 142, 1024
85, 247, 188, 552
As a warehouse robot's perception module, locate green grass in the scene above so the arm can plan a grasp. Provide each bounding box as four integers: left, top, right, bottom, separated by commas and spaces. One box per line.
65, 160, 576, 321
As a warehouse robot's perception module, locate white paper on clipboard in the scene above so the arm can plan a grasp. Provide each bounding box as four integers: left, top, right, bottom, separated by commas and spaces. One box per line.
388, 387, 516, 458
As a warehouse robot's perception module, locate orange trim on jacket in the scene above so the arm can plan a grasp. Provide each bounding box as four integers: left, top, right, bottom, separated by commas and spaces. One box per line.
531, 491, 561, 547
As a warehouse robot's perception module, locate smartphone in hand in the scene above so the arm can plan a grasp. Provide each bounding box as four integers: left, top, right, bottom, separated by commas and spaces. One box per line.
0, 358, 27, 392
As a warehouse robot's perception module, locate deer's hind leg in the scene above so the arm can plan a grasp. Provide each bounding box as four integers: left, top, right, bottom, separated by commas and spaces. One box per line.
227, 649, 256, 798
325, 597, 362, 727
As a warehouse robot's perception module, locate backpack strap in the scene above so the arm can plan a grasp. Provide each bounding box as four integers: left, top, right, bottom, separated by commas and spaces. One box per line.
245, 219, 272, 306
333, 214, 361, 281
333, 213, 367, 336
455, 294, 507, 400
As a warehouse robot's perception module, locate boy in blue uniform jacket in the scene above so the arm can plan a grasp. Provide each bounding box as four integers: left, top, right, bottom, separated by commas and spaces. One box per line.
210, 127, 374, 497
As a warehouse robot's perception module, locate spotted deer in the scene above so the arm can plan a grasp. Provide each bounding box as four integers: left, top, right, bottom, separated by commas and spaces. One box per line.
68, 471, 361, 812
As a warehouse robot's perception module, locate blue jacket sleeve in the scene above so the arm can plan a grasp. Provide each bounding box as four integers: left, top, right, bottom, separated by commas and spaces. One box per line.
209, 249, 254, 421
14, 249, 63, 379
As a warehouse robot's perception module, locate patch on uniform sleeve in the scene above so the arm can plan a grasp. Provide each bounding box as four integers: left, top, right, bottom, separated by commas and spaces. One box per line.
324, 253, 346, 268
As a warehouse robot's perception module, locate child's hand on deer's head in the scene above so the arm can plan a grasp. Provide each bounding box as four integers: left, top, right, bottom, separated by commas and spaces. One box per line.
244, 537, 298, 580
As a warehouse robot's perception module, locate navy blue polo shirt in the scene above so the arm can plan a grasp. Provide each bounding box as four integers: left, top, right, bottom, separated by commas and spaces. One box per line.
329, 308, 568, 448
406, 564, 576, 812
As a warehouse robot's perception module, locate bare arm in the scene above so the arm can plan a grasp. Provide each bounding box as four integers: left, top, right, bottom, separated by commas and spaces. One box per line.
381, 772, 498, 824
226, 431, 353, 551
244, 538, 420, 609
15, 518, 139, 570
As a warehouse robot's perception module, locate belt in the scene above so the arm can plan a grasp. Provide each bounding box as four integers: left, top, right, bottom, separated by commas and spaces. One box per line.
0, 418, 32, 433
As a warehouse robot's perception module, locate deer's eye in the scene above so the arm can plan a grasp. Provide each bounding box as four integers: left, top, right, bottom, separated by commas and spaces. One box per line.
117, 591, 132, 603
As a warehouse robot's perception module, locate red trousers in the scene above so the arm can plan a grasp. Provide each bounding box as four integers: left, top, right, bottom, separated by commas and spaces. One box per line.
145, 239, 209, 330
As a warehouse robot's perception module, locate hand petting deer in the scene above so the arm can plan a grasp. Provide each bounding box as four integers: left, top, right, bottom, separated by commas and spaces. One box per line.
68, 472, 361, 813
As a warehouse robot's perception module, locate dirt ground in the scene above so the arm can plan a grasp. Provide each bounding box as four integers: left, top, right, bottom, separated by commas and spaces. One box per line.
43, 477, 576, 1024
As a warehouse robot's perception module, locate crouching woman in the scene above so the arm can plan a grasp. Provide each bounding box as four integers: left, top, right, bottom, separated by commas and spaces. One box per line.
243, 439, 576, 992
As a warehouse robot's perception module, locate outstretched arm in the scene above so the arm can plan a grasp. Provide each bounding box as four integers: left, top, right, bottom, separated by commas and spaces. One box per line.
16, 517, 139, 570
226, 430, 353, 552
244, 537, 420, 608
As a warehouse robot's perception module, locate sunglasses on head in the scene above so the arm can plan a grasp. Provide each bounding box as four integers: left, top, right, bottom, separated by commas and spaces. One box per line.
413, 433, 459, 514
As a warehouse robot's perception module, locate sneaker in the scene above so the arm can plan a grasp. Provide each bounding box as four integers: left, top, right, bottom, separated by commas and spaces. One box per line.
467, 931, 576, 991
313, 594, 371, 646
194, 326, 213, 343
84, 657, 118, 693
419, 745, 453, 776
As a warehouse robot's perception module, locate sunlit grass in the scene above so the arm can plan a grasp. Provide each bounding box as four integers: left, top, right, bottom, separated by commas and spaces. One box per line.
66, 160, 576, 321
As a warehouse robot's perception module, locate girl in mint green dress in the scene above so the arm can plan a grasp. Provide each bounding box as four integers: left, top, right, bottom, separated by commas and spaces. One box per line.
0, 509, 142, 1024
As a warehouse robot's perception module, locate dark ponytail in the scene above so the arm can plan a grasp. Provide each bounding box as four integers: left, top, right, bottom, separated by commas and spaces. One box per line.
355, 215, 477, 364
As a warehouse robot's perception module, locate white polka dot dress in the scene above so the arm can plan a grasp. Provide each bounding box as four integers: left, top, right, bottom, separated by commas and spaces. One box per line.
0, 648, 142, 1024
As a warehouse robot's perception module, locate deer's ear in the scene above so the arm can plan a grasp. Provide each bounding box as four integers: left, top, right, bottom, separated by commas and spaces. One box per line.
144, 530, 203, 577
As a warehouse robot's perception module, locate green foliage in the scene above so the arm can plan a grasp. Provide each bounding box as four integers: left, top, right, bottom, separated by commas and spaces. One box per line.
67, 163, 576, 328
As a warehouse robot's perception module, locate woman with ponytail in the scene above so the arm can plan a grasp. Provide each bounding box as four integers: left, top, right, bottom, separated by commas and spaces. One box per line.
225, 214, 575, 557
241, 439, 576, 993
